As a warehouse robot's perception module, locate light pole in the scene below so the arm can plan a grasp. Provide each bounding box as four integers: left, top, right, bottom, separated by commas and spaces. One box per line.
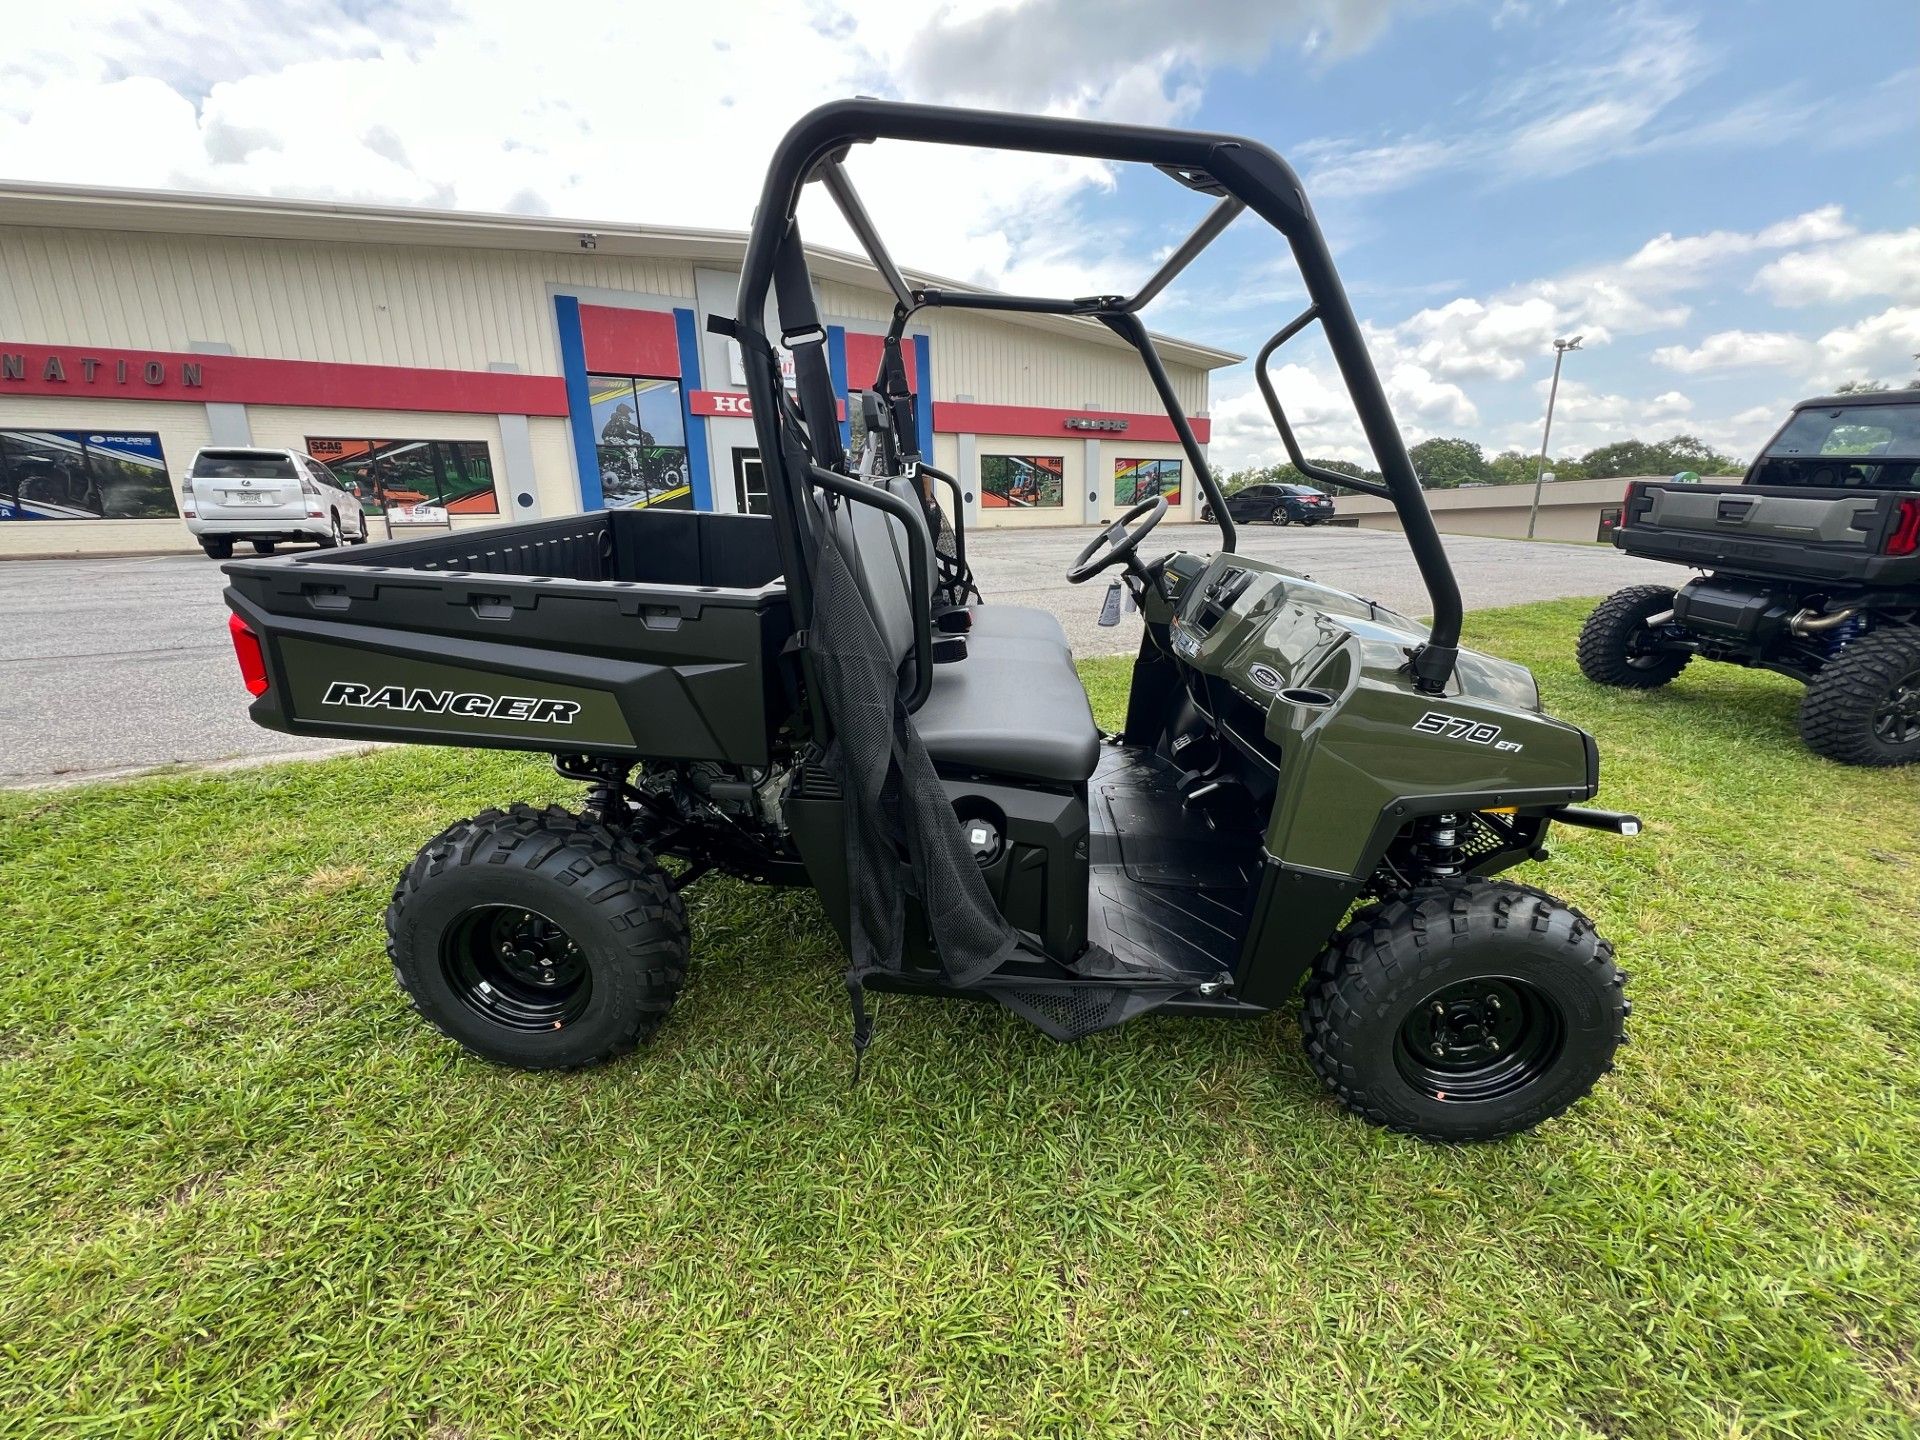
1527, 335, 1581, 540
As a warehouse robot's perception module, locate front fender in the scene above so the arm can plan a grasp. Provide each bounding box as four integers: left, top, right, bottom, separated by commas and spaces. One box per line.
1264, 672, 1597, 879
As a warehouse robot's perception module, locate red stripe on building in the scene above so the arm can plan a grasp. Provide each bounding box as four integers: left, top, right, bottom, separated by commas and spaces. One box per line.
841, 331, 918, 391
579, 306, 681, 377
932, 401, 1210, 444
688, 390, 845, 420
0, 342, 567, 416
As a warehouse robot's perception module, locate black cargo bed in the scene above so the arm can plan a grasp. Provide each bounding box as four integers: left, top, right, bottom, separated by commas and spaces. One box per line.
1616, 481, 1920, 585
223, 510, 794, 764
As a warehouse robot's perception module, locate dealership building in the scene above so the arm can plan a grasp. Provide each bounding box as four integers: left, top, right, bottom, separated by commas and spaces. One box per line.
0, 182, 1235, 557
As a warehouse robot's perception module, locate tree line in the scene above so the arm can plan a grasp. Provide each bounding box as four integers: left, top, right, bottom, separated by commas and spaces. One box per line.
1220, 433, 1747, 495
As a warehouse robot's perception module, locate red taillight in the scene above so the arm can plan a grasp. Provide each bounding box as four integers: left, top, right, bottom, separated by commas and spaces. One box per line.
1886, 496, 1920, 557
227, 612, 269, 696
1620, 481, 1639, 525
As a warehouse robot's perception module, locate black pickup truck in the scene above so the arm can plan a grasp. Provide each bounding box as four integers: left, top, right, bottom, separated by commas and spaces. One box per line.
1577, 391, 1920, 765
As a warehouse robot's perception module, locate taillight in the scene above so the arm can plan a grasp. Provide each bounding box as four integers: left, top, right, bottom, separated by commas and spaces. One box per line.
228, 612, 269, 696
1620, 481, 1639, 525
1886, 496, 1920, 557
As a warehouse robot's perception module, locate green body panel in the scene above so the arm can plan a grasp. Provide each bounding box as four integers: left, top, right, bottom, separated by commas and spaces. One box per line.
1168, 553, 1594, 877
279, 636, 637, 749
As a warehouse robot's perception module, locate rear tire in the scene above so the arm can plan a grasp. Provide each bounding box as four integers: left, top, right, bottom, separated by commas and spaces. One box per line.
1200, 503, 1214, 523
250, 539, 275, 555
1301, 879, 1626, 1142
386, 804, 690, 1069
320, 515, 342, 548
1271, 505, 1292, 526
1797, 626, 1920, 766
1577, 585, 1690, 688
199, 537, 233, 560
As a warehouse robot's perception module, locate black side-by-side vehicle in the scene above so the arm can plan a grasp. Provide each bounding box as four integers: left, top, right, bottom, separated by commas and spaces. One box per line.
224, 100, 1641, 1140
1580, 392, 1920, 765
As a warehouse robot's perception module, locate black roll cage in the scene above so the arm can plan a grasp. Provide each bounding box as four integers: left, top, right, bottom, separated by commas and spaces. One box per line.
733, 99, 1464, 694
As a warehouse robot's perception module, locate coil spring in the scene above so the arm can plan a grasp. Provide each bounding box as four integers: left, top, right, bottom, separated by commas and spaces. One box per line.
1821, 613, 1869, 660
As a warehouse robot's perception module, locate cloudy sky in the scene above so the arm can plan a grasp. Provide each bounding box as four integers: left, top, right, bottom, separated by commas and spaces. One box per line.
4, 0, 1915, 470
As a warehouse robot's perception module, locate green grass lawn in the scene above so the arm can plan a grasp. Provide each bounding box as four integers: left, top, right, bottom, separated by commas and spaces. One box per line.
2, 597, 1917, 1438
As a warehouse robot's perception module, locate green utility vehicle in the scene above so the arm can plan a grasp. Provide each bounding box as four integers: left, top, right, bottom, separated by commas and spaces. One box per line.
224, 100, 1639, 1141
1580, 392, 1920, 765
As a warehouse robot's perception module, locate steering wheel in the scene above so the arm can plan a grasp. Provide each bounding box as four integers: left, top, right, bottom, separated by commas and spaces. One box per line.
1066, 496, 1168, 584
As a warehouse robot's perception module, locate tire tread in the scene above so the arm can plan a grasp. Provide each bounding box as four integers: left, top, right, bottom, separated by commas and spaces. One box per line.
385, 803, 689, 1067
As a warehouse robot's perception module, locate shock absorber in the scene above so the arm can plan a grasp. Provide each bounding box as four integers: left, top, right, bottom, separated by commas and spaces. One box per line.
1819, 612, 1868, 661
1413, 812, 1465, 877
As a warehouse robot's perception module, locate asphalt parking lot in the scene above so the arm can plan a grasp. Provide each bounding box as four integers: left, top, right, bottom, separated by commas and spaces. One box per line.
0, 523, 1679, 786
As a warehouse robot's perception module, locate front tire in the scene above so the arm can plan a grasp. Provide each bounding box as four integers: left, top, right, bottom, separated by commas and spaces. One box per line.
1798, 626, 1920, 766
386, 804, 690, 1069
1200, 503, 1214, 523
1301, 880, 1626, 1141
251, 539, 276, 556
1577, 585, 1690, 688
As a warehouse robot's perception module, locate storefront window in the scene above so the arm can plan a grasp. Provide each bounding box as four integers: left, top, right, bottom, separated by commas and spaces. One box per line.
980, 454, 1064, 509
588, 374, 690, 509
1114, 457, 1182, 506
0, 429, 174, 521
304, 438, 499, 514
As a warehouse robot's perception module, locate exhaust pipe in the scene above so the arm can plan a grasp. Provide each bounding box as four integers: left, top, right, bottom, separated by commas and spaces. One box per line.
1644, 609, 1675, 627
1789, 606, 1859, 636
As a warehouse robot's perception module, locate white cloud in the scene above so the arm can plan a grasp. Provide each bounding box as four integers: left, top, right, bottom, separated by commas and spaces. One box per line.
0, 0, 1425, 304
1648, 306, 1920, 389
1651, 330, 1817, 373
1362, 207, 1850, 387
1751, 228, 1920, 306
1814, 306, 1920, 387
1298, 6, 1705, 199
896, 0, 1409, 114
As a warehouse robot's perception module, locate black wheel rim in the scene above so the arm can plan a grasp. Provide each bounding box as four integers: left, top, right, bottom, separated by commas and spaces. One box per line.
1625, 617, 1676, 670
1394, 975, 1565, 1103
442, 905, 592, 1032
1872, 667, 1920, 747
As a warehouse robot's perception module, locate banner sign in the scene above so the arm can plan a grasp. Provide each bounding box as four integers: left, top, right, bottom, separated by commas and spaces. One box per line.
0, 428, 175, 521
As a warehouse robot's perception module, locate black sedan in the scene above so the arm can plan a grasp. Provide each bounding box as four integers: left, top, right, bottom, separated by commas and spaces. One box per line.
1200, 482, 1336, 526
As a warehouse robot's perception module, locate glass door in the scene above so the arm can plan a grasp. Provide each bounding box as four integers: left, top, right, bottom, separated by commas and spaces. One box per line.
732, 449, 770, 515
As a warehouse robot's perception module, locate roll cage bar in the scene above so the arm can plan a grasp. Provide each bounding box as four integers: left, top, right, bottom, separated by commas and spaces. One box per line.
731, 99, 1464, 694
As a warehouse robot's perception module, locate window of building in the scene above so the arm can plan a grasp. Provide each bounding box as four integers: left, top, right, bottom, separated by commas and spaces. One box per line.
304, 438, 498, 514
981, 454, 1064, 509
588, 375, 691, 509
0, 429, 174, 521
1114, 457, 1182, 506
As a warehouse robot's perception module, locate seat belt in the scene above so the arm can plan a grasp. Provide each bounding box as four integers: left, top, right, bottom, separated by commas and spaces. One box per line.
773, 225, 846, 477
877, 331, 920, 465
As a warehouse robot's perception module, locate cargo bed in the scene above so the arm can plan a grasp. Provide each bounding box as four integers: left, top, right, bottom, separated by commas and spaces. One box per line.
223, 509, 794, 764
1616, 480, 1920, 585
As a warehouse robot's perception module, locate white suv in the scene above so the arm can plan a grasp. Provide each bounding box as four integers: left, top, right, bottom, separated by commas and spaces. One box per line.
180, 447, 369, 559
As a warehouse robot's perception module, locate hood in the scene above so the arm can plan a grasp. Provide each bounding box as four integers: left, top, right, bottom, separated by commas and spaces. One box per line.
1264, 575, 1542, 713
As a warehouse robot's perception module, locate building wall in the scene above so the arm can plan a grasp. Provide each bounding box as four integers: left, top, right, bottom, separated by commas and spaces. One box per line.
1, 215, 1222, 552
1332, 476, 1640, 544
931, 310, 1209, 414
0, 225, 695, 375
